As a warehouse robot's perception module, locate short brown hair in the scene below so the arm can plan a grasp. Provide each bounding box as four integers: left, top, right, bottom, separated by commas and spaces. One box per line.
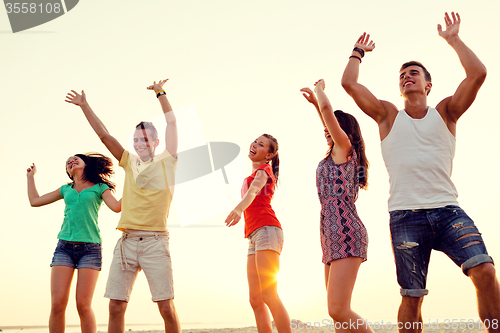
400, 61, 432, 95
135, 121, 158, 140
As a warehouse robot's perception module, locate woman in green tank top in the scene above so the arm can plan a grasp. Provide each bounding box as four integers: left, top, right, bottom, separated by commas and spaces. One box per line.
27, 153, 121, 333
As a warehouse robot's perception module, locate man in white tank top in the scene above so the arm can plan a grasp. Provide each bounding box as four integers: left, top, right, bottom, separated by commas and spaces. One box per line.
342, 12, 500, 332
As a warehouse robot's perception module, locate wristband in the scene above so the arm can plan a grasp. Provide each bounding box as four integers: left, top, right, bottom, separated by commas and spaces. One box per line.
156, 90, 166, 98
353, 47, 365, 58
349, 55, 362, 63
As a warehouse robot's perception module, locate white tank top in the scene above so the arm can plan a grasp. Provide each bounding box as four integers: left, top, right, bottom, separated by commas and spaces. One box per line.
381, 108, 459, 211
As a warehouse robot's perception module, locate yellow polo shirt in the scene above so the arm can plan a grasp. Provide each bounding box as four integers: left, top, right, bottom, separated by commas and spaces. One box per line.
117, 150, 177, 231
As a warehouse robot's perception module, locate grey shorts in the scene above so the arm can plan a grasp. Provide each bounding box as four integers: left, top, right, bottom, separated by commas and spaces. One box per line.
104, 230, 174, 302
247, 226, 284, 256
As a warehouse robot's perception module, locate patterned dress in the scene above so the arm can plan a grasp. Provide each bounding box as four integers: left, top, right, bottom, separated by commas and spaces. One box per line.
316, 150, 368, 264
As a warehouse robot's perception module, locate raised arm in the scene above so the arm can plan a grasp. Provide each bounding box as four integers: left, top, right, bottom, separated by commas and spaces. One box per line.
301, 87, 325, 127
314, 80, 351, 152
225, 170, 268, 227
147, 79, 178, 159
341, 33, 396, 123
436, 12, 487, 123
65, 91, 125, 161
27, 163, 62, 207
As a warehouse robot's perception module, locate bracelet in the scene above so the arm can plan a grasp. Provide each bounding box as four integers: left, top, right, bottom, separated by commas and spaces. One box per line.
156, 90, 166, 98
353, 47, 365, 58
349, 55, 362, 63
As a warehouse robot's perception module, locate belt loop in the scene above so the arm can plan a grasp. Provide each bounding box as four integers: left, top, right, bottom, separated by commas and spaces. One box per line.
155, 233, 158, 240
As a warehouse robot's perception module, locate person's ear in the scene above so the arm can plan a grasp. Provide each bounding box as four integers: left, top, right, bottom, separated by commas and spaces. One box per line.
425, 82, 433, 94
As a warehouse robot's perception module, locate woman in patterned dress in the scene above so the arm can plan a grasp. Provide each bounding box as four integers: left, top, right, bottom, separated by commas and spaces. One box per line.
302, 80, 372, 332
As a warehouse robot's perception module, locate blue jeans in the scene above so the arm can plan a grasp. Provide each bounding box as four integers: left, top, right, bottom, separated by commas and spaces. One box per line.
50, 239, 102, 270
390, 205, 493, 297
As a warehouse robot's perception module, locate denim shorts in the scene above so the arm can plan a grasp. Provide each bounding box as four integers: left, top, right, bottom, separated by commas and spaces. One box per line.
390, 205, 493, 297
247, 226, 284, 256
50, 239, 102, 271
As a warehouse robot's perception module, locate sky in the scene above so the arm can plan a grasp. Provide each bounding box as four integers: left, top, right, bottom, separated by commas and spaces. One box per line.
1, 0, 500, 327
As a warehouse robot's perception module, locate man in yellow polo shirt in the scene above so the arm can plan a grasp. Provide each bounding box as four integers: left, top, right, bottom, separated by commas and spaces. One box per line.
66, 79, 180, 333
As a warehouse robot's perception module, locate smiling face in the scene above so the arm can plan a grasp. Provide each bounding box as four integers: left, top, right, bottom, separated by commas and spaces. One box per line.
66, 155, 86, 178
134, 128, 159, 161
248, 136, 273, 163
324, 127, 333, 146
399, 65, 432, 97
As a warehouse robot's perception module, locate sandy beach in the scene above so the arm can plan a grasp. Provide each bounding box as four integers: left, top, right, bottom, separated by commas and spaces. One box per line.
0, 322, 489, 333
178, 326, 486, 333
166, 322, 487, 333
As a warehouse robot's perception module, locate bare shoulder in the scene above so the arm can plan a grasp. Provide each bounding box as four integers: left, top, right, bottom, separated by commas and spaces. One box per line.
435, 96, 457, 135
254, 168, 269, 180
378, 100, 399, 140
380, 100, 399, 116
435, 96, 453, 119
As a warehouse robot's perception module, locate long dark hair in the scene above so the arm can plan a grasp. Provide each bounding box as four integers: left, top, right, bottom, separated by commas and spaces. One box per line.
324, 111, 369, 189
262, 133, 280, 187
66, 153, 116, 191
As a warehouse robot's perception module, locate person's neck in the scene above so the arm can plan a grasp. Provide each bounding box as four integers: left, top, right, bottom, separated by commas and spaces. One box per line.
252, 160, 267, 172
403, 95, 428, 119
140, 154, 155, 162
73, 175, 92, 188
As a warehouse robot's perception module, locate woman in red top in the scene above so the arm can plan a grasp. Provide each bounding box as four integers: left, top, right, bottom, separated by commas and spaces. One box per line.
225, 134, 291, 333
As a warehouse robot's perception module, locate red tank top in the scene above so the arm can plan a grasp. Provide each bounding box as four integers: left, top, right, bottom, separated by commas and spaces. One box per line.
242, 163, 282, 238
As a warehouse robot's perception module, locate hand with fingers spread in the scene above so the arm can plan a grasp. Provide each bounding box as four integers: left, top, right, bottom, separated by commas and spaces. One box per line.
354, 32, 376, 53
300, 87, 319, 107
147, 79, 169, 94
438, 12, 460, 43
65, 90, 87, 106
354, 32, 375, 58
27, 163, 36, 177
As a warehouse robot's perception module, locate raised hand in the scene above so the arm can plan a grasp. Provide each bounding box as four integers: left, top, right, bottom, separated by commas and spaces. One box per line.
147, 79, 169, 93
354, 32, 376, 53
300, 87, 318, 106
65, 90, 87, 106
438, 12, 460, 42
27, 163, 36, 177
314, 79, 326, 93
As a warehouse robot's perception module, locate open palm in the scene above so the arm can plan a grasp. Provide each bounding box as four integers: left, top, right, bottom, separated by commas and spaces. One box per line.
65, 90, 86, 106
355, 32, 375, 52
438, 12, 460, 41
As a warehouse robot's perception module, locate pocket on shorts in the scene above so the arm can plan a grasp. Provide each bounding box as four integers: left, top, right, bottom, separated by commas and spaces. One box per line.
85, 243, 102, 251
389, 210, 409, 225
275, 227, 284, 250
112, 239, 121, 255
56, 239, 66, 250
160, 238, 171, 258
443, 205, 462, 214
86, 243, 102, 253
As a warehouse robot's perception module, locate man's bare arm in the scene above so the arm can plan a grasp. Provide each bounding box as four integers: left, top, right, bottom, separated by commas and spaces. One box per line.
436, 12, 487, 123
341, 33, 398, 139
